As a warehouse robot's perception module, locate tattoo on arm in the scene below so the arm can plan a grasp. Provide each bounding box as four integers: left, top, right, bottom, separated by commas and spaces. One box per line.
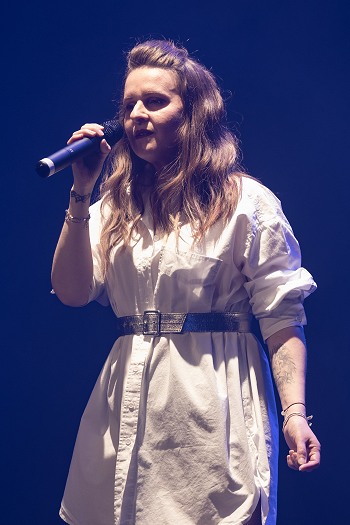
70, 190, 91, 203
269, 343, 297, 394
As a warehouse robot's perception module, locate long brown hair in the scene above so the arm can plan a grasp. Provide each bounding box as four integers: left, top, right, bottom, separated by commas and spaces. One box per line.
100, 39, 243, 267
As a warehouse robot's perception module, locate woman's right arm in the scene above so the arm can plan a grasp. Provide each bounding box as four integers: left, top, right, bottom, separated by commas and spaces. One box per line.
51, 124, 111, 306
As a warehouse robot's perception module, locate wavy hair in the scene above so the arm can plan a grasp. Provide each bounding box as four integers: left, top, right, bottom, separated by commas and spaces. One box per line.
99, 39, 244, 268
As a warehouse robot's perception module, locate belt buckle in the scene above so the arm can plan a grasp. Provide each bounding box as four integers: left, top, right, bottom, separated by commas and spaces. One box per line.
143, 310, 161, 336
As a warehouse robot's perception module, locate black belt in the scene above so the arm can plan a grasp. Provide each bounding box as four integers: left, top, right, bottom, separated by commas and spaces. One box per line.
116, 310, 252, 337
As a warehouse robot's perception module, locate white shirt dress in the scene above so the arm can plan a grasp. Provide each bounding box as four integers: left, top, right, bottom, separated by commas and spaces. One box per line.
59, 177, 316, 525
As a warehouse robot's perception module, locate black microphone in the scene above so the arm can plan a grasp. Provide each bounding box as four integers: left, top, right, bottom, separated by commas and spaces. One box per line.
36, 119, 124, 178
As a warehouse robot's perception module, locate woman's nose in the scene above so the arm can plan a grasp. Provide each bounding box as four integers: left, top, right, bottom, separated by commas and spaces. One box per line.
130, 101, 148, 121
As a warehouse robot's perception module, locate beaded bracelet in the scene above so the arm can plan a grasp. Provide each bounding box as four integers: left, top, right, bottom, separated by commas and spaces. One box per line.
282, 412, 313, 432
65, 209, 91, 228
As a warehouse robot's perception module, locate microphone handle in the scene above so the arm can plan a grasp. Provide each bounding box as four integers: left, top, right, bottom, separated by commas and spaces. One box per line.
36, 136, 100, 178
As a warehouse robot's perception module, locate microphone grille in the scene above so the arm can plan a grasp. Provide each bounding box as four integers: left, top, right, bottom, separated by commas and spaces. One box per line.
102, 119, 124, 146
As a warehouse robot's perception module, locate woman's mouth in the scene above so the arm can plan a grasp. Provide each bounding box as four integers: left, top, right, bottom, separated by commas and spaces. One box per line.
134, 129, 153, 139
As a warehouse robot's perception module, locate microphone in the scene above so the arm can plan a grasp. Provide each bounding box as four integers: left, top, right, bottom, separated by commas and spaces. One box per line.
36, 119, 124, 178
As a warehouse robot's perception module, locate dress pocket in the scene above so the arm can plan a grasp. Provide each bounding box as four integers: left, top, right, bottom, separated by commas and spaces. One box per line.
154, 248, 223, 311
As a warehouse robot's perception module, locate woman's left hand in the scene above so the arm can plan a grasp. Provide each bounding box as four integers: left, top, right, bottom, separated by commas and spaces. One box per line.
283, 416, 321, 472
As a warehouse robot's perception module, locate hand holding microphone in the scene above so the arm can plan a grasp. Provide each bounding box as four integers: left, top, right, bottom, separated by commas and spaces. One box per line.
36, 118, 124, 179
67, 123, 113, 188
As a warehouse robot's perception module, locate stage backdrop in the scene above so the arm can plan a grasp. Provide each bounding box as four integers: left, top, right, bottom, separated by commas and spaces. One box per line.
2, 1, 349, 523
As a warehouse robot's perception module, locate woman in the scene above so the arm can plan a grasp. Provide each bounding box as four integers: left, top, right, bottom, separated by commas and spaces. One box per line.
52, 39, 320, 525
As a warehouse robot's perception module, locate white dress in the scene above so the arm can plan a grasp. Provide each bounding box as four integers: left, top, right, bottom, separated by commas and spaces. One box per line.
59, 177, 316, 525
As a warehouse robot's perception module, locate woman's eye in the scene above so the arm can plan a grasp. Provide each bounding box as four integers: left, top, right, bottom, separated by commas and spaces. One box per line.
124, 103, 135, 112
146, 98, 165, 108
122, 98, 166, 115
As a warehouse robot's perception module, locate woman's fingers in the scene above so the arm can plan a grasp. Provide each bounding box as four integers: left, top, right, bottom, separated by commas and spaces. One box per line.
100, 138, 111, 154
65, 123, 112, 184
67, 124, 105, 145
287, 450, 299, 470
287, 441, 321, 472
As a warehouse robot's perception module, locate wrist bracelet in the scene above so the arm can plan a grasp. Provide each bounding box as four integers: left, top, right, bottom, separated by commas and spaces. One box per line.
282, 412, 313, 432
281, 402, 305, 416
65, 209, 90, 228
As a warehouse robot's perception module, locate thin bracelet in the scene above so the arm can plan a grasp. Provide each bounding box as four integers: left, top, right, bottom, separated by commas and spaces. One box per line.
282, 412, 313, 432
281, 402, 305, 416
65, 209, 91, 228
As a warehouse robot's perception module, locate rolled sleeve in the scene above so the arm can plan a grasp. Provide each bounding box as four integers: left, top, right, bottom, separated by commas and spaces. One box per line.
241, 192, 316, 341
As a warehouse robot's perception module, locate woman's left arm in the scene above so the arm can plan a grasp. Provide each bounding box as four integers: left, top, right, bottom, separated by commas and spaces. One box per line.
267, 325, 321, 472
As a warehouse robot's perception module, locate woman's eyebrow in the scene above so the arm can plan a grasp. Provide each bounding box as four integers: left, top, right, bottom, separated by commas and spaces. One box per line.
123, 90, 170, 101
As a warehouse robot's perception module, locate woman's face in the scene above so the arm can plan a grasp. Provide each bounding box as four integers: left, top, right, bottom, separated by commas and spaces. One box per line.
123, 67, 184, 171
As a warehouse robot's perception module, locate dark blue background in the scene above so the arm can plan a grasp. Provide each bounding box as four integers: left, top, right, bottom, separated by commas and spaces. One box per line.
2, 1, 349, 523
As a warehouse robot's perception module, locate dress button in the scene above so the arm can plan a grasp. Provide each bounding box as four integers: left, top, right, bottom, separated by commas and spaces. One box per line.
126, 439, 131, 446
129, 404, 135, 411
